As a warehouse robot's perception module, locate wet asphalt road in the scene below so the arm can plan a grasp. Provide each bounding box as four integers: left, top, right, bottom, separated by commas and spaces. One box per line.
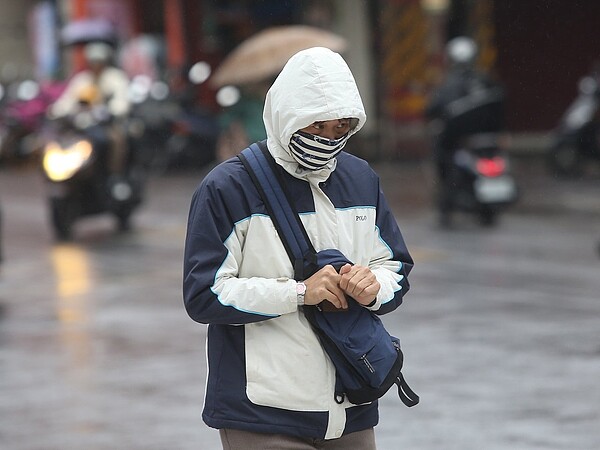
1, 156, 599, 450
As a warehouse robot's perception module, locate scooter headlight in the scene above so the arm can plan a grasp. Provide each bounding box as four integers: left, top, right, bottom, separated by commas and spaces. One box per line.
43, 140, 93, 182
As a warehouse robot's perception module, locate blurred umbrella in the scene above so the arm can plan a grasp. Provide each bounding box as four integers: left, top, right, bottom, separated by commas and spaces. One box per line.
210, 25, 347, 88
61, 18, 117, 46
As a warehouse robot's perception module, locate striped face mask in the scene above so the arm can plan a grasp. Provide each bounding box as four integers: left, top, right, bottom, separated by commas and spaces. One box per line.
288, 130, 350, 170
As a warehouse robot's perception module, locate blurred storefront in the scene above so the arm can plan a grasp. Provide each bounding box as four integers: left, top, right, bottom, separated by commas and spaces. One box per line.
373, 0, 499, 158
3, 0, 600, 159
54, 0, 309, 112
494, 1, 600, 132
49, 0, 493, 158
372, 0, 600, 156
0, 0, 41, 82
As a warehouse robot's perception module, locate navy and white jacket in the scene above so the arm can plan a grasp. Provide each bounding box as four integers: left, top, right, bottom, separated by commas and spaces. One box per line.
183, 47, 414, 440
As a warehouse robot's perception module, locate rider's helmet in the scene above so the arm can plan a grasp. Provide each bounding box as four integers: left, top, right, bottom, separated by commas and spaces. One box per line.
446, 36, 478, 66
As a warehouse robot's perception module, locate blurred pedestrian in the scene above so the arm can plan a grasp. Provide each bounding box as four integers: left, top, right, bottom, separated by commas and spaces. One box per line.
50, 42, 130, 177
425, 36, 505, 226
183, 47, 414, 449
215, 81, 269, 161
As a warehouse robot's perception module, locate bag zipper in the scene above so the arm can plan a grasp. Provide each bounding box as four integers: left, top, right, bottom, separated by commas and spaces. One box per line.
360, 354, 375, 373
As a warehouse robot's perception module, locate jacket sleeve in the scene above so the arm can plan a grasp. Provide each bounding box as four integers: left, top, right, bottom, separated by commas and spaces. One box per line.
367, 177, 414, 315
49, 73, 85, 118
183, 165, 298, 325
105, 68, 131, 117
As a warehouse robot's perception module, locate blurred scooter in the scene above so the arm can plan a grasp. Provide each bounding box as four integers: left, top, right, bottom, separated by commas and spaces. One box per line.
426, 37, 518, 227
40, 103, 145, 240
428, 83, 518, 226
447, 133, 518, 226
128, 71, 218, 174
0, 79, 65, 165
547, 74, 600, 177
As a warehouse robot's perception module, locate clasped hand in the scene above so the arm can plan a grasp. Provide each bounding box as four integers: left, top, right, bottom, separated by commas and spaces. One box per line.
302, 263, 380, 310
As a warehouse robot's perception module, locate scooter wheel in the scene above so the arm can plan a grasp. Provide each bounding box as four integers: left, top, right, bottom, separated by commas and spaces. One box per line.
479, 207, 497, 227
115, 210, 132, 232
50, 198, 75, 241
547, 144, 582, 178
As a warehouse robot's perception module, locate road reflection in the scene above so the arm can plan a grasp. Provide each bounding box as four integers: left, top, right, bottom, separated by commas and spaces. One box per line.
51, 243, 93, 304
50, 244, 94, 379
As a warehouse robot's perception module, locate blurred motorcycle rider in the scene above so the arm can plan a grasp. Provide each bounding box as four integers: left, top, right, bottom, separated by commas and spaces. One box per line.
50, 42, 131, 176
425, 36, 505, 226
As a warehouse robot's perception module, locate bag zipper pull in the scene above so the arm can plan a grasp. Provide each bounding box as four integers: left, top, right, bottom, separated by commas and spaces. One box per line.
360, 354, 375, 373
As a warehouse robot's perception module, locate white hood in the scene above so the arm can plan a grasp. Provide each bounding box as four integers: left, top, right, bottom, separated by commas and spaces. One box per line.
263, 47, 367, 180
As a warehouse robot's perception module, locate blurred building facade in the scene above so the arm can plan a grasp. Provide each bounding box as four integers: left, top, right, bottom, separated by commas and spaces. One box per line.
2, 0, 600, 159
0, 0, 42, 82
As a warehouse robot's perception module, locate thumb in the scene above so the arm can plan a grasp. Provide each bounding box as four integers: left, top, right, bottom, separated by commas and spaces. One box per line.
338, 263, 352, 275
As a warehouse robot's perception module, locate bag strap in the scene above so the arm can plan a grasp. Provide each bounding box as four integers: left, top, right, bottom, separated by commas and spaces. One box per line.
238, 141, 316, 279
396, 373, 420, 407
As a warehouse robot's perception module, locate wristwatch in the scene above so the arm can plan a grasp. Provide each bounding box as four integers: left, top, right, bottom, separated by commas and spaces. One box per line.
296, 281, 306, 306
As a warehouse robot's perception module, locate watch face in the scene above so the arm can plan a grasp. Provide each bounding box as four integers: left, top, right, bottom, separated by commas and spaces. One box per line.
296, 282, 306, 294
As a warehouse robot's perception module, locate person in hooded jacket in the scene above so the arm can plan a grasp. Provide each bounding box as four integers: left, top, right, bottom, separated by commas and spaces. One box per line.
183, 47, 414, 449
